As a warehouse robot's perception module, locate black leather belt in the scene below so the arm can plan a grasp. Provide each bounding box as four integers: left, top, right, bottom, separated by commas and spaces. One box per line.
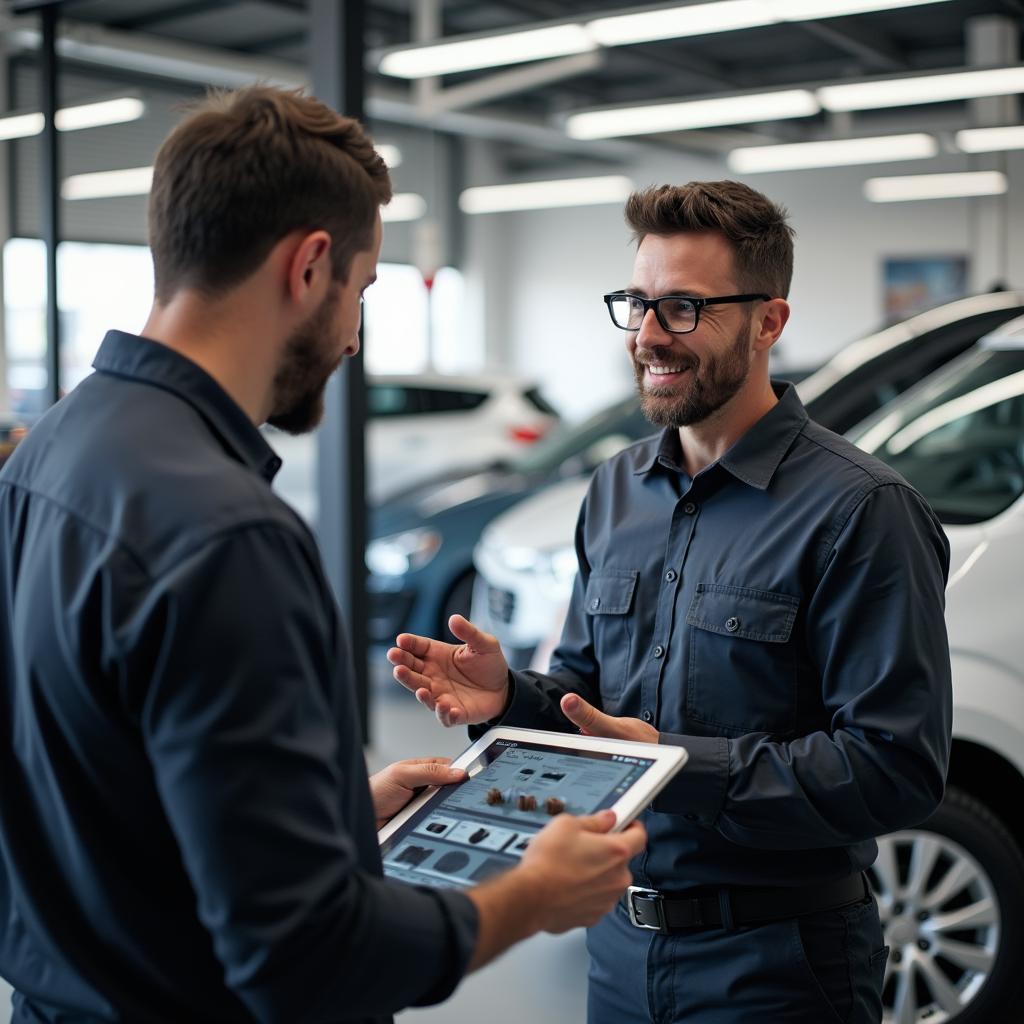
622, 873, 868, 933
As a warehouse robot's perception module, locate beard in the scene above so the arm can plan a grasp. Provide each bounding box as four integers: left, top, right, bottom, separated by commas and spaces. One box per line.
267, 286, 342, 435
634, 314, 752, 428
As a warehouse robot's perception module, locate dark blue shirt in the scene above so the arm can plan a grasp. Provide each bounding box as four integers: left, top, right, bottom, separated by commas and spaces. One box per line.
498, 383, 952, 891
0, 331, 477, 1023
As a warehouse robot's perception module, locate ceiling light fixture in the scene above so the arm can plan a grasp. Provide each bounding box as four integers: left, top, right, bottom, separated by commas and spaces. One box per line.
459, 175, 634, 213
728, 133, 937, 172
956, 125, 1024, 153
62, 166, 154, 201
566, 89, 818, 139
819, 66, 1024, 111
379, 1, 955, 78
863, 170, 1008, 202
379, 24, 595, 79
0, 95, 145, 141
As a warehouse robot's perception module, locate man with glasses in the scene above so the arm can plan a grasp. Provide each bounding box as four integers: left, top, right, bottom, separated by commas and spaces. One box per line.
390, 180, 952, 1023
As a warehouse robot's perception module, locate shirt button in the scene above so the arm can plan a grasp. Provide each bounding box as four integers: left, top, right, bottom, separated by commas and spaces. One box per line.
642, 710, 653, 722
725, 616, 740, 632
653, 645, 665, 659
683, 502, 697, 515
665, 569, 677, 583
590, 597, 601, 610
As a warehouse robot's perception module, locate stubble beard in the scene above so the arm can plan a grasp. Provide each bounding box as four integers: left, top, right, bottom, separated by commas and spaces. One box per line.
634, 315, 753, 428
267, 286, 342, 436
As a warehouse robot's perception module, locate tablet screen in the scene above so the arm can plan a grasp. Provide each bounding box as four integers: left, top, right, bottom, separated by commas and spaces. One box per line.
380, 736, 657, 889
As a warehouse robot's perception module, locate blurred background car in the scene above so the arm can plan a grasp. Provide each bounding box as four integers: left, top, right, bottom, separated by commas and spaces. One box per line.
474, 313, 1024, 1024
366, 395, 651, 646
268, 372, 559, 520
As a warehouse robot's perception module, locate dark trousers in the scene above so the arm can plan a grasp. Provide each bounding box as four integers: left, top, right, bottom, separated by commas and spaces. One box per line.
587, 895, 888, 1023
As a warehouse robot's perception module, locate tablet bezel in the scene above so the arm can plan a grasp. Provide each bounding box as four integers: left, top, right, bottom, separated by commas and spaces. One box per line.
377, 726, 687, 848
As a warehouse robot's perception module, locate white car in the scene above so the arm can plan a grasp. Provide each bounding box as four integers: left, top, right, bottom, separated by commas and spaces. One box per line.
471, 317, 1024, 1023
266, 373, 558, 519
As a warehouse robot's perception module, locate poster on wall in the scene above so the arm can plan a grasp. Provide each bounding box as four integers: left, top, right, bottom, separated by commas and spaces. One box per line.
883, 255, 969, 323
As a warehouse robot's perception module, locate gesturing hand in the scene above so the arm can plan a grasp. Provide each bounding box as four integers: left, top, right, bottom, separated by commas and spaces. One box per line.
369, 758, 467, 829
560, 693, 659, 743
388, 615, 510, 727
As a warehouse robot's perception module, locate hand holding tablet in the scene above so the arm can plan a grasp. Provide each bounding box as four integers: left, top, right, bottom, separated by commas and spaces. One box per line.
379, 726, 687, 890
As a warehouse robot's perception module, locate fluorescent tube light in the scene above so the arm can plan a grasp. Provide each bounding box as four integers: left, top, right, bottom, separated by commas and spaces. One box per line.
62, 166, 154, 200
375, 143, 402, 168
566, 89, 818, 139
54, 97, 145, 131
379, 25, 595, 79
819, 66, 1024, 111
728, 133, 937, 172
773, 0, 953, 16
956, 125, 1024, 153
459, 175, 634, 214
864, 171, 1008, 202
0, 112, 45, 141
0, 95, 144, 141
381, 193, 427, 222
588, 1, 770, 46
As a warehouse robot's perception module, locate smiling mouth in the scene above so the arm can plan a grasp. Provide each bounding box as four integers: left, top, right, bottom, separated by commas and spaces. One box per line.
643, 363, 693, 384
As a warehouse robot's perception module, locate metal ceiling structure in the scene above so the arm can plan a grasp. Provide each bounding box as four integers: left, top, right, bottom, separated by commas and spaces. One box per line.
2, 0, 1022, 168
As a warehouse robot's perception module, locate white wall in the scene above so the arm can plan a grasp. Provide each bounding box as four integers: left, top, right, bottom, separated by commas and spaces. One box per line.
465, 147, 1024, 421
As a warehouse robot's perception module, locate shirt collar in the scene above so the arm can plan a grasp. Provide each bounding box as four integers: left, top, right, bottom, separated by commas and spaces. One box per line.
633, 381, 808, 490
92, 330, 282, 482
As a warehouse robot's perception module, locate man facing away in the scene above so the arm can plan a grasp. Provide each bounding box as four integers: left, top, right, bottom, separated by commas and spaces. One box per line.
390, 180, 953, 1023
0, 86, 646, 1023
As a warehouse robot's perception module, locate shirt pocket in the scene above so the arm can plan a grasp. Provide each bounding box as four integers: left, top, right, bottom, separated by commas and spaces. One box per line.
584, 569, 638, 705
685, 583, 799, 735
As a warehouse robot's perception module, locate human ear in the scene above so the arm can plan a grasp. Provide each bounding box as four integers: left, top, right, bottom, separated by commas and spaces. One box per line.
753, 298, 790, 352
286, 229, 332, 305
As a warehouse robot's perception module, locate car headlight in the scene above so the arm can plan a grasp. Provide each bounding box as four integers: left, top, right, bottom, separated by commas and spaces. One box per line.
544, 546, 579, 588
366, 528, 442, 577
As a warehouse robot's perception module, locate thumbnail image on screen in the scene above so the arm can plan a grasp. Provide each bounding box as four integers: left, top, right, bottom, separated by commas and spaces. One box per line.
381, 739, 653, 889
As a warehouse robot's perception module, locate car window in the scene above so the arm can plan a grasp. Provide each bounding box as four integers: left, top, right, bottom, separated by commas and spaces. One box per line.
853, 348, 1024, 525
523, 387, 558, 416
368, 385, 421, 417
509, 398, 651, 476
805, 306, 1024, 435
418, 388, 488, 414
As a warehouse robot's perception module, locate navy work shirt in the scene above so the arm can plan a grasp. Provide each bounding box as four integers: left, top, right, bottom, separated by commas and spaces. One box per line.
495, 383, 953, 891
0, 331, 477, 1023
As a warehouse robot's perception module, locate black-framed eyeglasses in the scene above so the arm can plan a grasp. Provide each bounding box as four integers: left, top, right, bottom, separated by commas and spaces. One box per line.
603, 292, 771, 334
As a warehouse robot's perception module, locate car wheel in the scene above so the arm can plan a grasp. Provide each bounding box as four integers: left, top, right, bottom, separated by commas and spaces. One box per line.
867, 786, 1024, 1024
440, 571, 476, 641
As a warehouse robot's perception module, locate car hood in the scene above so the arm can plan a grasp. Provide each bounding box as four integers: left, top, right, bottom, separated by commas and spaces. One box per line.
480, 477, 591, 554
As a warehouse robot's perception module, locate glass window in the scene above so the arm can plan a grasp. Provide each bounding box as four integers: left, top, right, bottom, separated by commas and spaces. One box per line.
853, 347, 1024, 525
3, 238, 153, 417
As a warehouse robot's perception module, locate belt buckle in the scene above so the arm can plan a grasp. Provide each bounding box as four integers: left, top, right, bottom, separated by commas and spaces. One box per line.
626, 885, 667, 932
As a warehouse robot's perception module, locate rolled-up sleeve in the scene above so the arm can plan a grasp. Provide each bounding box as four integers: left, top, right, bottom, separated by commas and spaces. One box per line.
655, 483, 952, 848
136, 523, 477, 1021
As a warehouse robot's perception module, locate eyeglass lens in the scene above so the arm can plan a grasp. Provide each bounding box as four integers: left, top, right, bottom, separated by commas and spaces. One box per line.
610, 295, 697, 332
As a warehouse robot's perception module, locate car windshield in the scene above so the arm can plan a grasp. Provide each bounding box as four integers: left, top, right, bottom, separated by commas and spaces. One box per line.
508, 397, 648, 475
852, 346, 1024, 525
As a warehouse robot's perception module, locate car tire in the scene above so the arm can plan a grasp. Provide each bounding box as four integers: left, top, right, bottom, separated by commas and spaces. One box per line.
440, 571, 476, 641
868, 785, 1024, 1024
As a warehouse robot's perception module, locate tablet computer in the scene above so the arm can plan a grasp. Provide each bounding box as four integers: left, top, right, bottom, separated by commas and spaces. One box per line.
378, 726, 687, 890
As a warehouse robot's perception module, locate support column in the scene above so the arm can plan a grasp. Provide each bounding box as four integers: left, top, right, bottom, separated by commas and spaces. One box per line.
309, 0, 371, 741
0, 35, 11, 414
40, 2, 60, 406
966, 15, 1017, 292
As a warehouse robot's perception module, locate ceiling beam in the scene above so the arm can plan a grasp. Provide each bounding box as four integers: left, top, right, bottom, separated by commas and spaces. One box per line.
791, 18, 906, 72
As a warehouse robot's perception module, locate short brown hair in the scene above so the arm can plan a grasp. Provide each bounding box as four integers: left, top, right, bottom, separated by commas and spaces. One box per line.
148, 86, 392, 303
624, 181, 794, 298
